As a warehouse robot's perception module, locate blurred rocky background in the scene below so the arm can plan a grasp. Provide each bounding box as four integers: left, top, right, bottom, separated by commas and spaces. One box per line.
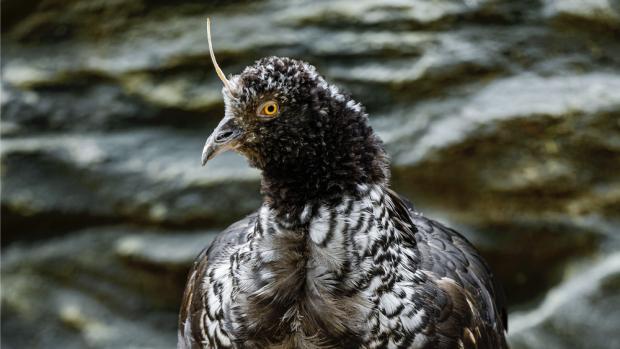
2, 0, 620, 348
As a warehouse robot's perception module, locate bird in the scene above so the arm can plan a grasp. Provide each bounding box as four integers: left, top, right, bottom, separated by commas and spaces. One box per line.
178, 19, 508, 349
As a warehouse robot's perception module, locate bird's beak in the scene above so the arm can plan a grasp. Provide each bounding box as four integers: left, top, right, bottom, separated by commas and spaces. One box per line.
201, 115, 242, 166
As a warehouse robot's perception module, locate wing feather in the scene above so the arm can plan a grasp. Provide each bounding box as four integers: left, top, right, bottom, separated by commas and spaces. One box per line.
387, 189, 508, 348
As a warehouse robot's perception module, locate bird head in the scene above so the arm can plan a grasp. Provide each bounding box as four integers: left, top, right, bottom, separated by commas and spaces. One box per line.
202, 19, 388, 204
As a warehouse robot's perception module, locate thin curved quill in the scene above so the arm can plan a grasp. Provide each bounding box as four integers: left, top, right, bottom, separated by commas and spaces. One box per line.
207, 18, 233, 92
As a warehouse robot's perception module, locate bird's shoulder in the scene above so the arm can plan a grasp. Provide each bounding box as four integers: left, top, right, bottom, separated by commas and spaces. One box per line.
205, 212, 258, 262
386, 189, 509, 348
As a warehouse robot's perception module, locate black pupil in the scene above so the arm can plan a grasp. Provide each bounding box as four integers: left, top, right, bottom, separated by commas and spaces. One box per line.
267, 105, 275, 113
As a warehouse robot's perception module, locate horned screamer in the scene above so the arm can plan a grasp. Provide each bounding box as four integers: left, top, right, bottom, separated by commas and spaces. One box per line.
178, 19, 508, 349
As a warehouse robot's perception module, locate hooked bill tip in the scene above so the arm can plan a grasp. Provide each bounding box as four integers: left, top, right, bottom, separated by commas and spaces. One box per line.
201, 146, 213, 167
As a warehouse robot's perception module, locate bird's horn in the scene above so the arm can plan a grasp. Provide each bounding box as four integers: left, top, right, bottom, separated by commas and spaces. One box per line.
207, 18, 233, 92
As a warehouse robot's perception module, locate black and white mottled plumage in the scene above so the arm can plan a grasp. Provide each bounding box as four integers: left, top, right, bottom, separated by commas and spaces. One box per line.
178, 56, 508, 349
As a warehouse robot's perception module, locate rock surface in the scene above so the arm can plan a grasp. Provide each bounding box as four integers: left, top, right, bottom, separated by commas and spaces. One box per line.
2, 227, 215, 348
509, 251, 620, 349
2, 0, 619, 348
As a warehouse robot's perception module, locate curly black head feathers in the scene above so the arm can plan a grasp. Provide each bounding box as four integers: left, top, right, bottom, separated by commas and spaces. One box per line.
203, 57, 389, 207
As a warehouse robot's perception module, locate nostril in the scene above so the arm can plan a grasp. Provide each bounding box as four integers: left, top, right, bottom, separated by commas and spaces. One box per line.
216, 130, 234, 142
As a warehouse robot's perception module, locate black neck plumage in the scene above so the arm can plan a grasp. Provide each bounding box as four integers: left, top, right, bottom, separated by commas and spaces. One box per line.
260, 134, 389, 211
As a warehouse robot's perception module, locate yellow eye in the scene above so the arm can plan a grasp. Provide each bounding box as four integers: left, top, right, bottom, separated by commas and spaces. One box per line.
258, 101, 279, 118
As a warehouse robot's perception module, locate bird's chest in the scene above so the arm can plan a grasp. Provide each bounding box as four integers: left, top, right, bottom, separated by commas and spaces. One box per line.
229, 198, 381, 347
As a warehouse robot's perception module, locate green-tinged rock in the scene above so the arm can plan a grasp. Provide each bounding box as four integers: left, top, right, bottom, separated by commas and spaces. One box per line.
1, 130, 261, 239
544, 0, 620, 30
390, 73, 620, 223
1, 226, 217, 348
2, 0, 620, 347
508, 252, 620, 349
